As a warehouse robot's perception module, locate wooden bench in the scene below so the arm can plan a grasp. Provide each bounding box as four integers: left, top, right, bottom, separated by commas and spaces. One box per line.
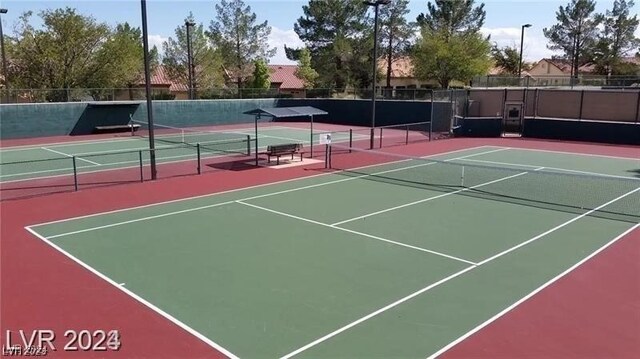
264, 143, 304, 165
94, 123, 140, 134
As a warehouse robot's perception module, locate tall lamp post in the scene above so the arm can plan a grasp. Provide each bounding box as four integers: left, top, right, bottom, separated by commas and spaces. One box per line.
0, 8, 8, 90
518, 24, 531, 83
364, 0, 390, 150
185, 20, 195, 100
141, 0, 157, 179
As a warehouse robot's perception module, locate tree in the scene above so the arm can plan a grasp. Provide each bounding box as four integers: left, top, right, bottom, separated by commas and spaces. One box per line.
8, 8, 111, 101
294, 47, 319, 88
417, 0, 486, 35
413, 28, 491, 88
90, 23, 154, 92
294, 0, 370, 90
208, 0, 276, 88
543, 0, 601, 80
6, 8, 152, 101
379, 0, 415, 88
163, 14, 224, 97
250, 59, 270, 89
491, 45, 525, 75
412, 0, 491, 88
593, 0, 640, 76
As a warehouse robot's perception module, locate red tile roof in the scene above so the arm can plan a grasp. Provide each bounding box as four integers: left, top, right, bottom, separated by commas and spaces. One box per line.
377, 56, 414, 78
540, 58, 595, 74
135, 65, 187, 92
268, 65, 305, 89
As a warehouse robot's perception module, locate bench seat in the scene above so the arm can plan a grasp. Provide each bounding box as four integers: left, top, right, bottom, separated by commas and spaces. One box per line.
94, 124, 140, 134
264, 143, 304, 165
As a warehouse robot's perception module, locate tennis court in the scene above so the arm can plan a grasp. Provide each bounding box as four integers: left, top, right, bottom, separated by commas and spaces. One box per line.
0, 124, 363, 184
25, 144, 640, 358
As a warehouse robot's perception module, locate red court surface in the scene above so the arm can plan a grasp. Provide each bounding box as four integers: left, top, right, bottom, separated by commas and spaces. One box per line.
1, 136, 639, 358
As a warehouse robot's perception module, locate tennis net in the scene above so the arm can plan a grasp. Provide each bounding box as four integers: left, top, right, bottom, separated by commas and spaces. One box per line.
131, 120, 251, 155
327, 144, 640, 223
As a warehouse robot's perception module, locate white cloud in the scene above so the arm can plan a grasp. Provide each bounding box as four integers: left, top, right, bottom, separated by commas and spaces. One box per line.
267, 26, 304, 65
147, 34, 168, 55
480, 27, 560, 63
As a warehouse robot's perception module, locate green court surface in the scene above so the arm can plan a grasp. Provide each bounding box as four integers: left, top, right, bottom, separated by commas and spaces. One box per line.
0, 126, 361, 183
27, 145, 640, 358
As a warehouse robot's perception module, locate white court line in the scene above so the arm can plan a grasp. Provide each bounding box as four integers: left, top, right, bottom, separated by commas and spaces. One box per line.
509, 147, 640, 161
280, 265, 478, 359
0, 136, 141, 151
38, 161, 460, 239
331, 170, 540, 226
476, 187, 640, 266
41, 147, 101, 166
456, 158, 640, 181
0, 125, 292, 152
2, 141, 253, 181
33, 147, 505, 238
1, 133, 356, 181
44, 200, 236, 239
23, 227, 240, 359
1, 150, 198, 180
279, 186, 640, 359
29, 145, 494, 228
236, 200, 477, 265
428, 221, 640, 359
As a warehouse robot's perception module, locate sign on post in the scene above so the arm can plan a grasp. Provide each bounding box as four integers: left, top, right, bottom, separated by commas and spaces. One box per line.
319, 133, 332, 145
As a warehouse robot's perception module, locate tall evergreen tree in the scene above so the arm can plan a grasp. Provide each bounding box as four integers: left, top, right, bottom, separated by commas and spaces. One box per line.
163, 14, 225, 95
417, 0, 486, 35
294, 0, 370, 90
208, 0, 276, 88
379, 0, 415, 89
593, 0, 640, 76
543, 0, 601, 79
412, 0, 491, 88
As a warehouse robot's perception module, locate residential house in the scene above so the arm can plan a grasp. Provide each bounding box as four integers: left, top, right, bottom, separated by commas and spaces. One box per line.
375, 56, 440, 98
267, 65, 306, 98
116, 65, 188, 101
527, 58, 596, 86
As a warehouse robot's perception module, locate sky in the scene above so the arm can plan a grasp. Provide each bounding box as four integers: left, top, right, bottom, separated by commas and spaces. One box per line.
1, 0, 639, 65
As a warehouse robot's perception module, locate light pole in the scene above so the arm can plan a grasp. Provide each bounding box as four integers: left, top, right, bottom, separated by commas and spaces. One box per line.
185, 20, 195, 100
0, 8, 8, 90
141, 0, 157, 180
518, 24, 531, 83
364, 0, 390, 150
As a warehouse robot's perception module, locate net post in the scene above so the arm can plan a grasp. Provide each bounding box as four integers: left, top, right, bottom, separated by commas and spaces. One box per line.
379, 127, 383, 148
130, 113, 135, 137
197, 143, 201, 174
246, 135, 251, 156
310, 114, 314, 158
429, 90, 434, 141
324, 144, 329, 168
72, 156, 78, 191
328, 145, 332, 168
405, 125, 409, 144
255, 114, 259, 166
139, 150, 144, 182
349, 129, 353, 153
